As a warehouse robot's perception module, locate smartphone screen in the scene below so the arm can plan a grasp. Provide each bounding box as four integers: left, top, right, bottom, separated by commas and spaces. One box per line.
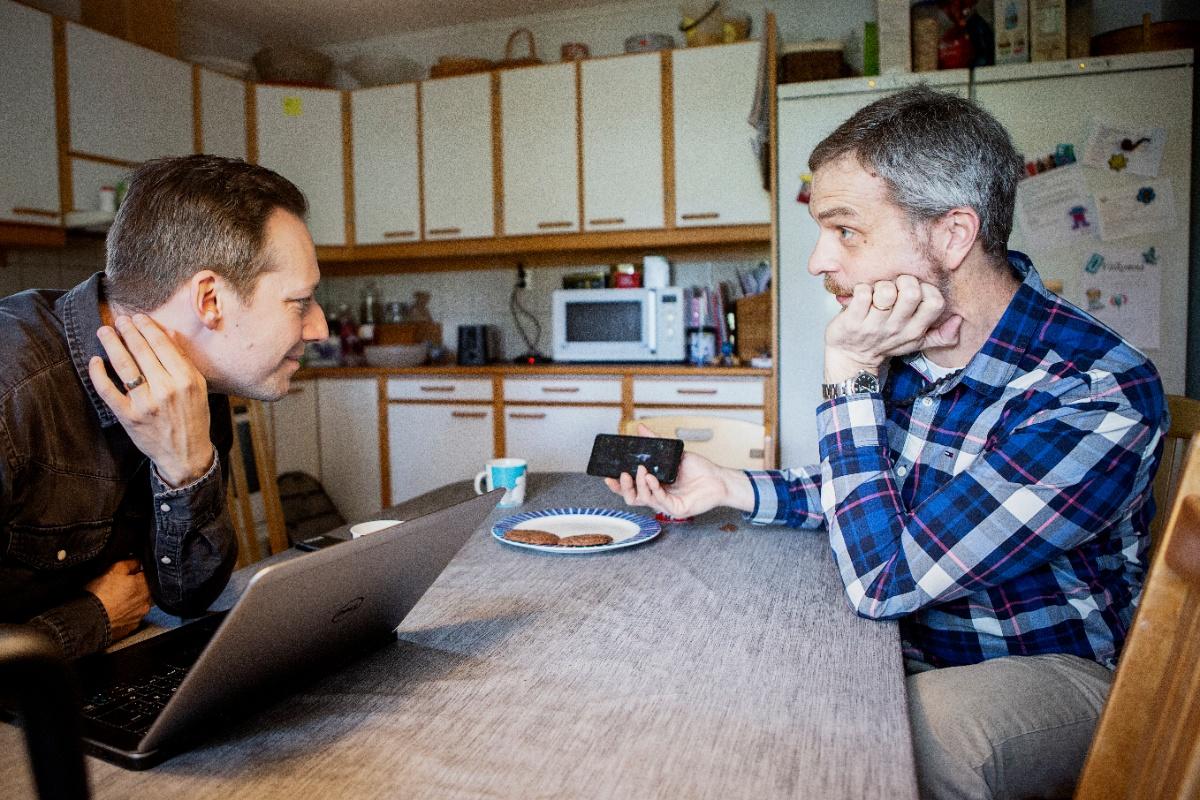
586, 433, 684, 484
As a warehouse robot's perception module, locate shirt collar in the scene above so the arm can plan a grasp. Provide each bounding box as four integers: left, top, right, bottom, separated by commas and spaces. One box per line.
60, 272, 120, 428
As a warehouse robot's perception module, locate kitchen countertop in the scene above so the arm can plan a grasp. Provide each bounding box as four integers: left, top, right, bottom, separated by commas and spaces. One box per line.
297, 363, 773, 379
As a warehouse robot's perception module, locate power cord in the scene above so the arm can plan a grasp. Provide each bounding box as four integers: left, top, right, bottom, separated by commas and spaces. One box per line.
510, 264, 544, 361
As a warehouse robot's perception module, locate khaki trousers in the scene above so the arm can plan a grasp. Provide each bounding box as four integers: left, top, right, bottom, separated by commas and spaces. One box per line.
906, 653, 1114, 800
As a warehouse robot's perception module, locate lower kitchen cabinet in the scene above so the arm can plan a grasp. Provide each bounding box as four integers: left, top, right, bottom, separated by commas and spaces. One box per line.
269, 379, 321, 479
503, 405, 622, 472
388, 403, 493, 504
317, 378, 381, 522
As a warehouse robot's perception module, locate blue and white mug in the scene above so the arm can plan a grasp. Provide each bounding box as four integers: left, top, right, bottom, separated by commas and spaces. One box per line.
474, 458, 527, 507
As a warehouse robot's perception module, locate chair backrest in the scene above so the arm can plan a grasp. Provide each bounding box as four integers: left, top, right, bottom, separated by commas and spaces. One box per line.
1075, 437, 1200, 800
622, 415, 768, 470
225, 397, 289, 566
1149, 394, 1200, 554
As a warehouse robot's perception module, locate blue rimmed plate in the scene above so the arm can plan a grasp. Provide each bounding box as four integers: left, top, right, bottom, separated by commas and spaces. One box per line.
492, 507, 661, 554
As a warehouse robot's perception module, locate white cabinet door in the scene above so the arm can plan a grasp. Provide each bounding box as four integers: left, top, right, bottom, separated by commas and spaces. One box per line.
199, 68, 246, 160
388, 404, 493, 504
420, 73, 494, 240
256, 86, 345, 245
0, 0, 59, 226
317, 378, 380, 521
269, 380, 320, 479
500, 63, 578, 236
66, 22, 192, 164
352, 84, 421, 245
504, 406, 622, 473
581, 52, 665, 232
671, 42, 768, 227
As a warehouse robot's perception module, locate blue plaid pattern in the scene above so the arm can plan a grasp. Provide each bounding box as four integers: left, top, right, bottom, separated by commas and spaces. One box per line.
748, 253, 1168, 669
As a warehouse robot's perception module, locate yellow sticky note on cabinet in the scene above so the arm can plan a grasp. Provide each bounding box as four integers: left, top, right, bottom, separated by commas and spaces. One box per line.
282, 96, 303, 117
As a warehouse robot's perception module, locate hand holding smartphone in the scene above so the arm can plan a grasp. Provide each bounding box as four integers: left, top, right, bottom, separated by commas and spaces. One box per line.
586, 433, 684, 484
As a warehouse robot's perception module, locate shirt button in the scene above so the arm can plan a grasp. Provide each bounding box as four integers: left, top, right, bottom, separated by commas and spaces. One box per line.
896, 465, 909, 477
161, 556, 172, 565
160, 503, 170, 513
921, 397, 934, 407
56, 550, 67, 561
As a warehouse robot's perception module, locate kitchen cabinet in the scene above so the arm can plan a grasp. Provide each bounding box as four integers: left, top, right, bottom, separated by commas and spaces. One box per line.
502, 377, 622, 472
352, 84, 421, 246
0, 0, 60, 227
255, 85, 345, 246
632, 376, 766, 425
269, 379, 321, 479
580, 52, 665, 232
66, 22, 193, 165
317, 378, 381, 522
499, 63, 579, 236
198, 68, 247, 161
420, 73, 494, 240
387, 377, 494, 504
671, 42, 769, 227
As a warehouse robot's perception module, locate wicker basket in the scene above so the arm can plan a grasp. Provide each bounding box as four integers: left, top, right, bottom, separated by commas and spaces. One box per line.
496, 28, 543, 69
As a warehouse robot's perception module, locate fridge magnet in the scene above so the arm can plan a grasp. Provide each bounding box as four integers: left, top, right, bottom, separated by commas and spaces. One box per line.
796, 173, 812, 204
1096, 178, 1176, 241
1078, 247, 1161, 349
1015, 164, 1098, 250
1082, 122, 1166, 177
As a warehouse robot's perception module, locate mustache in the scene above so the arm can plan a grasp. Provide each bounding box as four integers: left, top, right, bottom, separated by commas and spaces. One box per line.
824, 275, 855, 297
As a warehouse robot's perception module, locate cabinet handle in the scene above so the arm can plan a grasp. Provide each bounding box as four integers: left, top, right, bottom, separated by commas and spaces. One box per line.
681, 212, 720, 221
509, 412, 547, 420
382, 230, 416, 239
419, 385, 455, 393
286, 386, 306, 395
11, 207, 60, 219
540, 386, 580, 394
588, 217, 625, 226
452, 411, 487, 419
536, 221, 573, 230
428, 226, 462, 236
676, 388, 718, 395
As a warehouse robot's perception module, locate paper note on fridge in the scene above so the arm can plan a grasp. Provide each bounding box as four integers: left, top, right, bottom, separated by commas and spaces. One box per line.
1079, 247, 1161, 350
1015, 165, 1098, 251
1096, 179, 1177, 241
1081, 122, 1167, 177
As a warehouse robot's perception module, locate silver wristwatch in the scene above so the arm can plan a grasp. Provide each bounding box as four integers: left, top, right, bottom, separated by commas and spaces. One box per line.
821, 370, 880, 400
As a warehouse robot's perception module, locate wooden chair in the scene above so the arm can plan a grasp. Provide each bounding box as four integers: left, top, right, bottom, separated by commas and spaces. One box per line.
1075, 436, 1200, 799
225, 397, 289, 566
622, 415, 769, 470
1149, 394, 1200, 555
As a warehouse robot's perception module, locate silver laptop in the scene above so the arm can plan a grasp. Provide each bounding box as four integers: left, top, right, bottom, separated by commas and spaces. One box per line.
67, 489, 501, 769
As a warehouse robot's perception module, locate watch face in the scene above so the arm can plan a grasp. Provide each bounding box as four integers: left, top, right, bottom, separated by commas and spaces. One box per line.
852, 372, 880, 393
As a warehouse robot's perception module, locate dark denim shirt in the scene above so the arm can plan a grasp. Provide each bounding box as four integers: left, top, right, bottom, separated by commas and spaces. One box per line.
0, 273, 236, 659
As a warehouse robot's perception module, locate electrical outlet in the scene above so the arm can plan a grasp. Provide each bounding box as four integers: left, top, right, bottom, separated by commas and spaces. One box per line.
516, 264, 530, 290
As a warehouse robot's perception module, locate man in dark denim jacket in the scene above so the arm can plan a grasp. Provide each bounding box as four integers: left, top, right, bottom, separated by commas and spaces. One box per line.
0, 155, 329, 658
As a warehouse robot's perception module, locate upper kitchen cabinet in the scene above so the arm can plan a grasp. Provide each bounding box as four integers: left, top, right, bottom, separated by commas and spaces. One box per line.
671, 42, 769, 227
255, 85, 346, 246
580, 52, 665, 232
66, 22, 192, 166
352, 84, 421, 246
420, 73, 494, 240
0, 0, 60, 228
198, 68, 247, 161
499, 63, 579, 236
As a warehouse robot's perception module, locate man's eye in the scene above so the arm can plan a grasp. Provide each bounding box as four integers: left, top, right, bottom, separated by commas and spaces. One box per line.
838, 227, 856, 241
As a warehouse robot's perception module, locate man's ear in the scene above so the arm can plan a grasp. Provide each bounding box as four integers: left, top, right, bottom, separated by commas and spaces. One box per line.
189, 270, 222, 330
934, 207, 981, 272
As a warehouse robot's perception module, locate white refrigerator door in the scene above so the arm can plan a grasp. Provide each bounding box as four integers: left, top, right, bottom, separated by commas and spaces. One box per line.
776, 72, 969, 469
973, 50, 1193, 394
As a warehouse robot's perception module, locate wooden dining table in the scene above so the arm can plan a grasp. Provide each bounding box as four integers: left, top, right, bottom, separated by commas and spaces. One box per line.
1, 472, 918, 799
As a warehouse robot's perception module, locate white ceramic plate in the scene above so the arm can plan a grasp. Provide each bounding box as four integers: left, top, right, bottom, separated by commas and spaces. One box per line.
492, 507, 660, 554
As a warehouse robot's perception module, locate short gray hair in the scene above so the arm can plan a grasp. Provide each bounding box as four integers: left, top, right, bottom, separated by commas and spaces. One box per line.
809, 85, 1023, 260
105, 154, 308, 312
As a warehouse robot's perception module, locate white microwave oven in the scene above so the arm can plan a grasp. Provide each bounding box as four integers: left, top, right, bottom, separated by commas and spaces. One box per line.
551, 288, 686, 362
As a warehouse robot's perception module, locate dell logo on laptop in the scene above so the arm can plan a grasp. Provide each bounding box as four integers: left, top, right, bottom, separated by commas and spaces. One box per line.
332, 596, 365, 622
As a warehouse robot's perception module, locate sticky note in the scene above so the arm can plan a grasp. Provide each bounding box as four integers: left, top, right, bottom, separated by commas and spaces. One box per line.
282, 96, 303, 117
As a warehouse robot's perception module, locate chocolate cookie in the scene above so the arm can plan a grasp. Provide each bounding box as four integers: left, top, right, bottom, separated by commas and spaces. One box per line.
557, 534, 613, 547
504, 528, 561, 546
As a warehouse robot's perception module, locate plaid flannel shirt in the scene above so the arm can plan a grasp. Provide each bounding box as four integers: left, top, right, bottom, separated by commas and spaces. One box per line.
747, 253, 1167, 669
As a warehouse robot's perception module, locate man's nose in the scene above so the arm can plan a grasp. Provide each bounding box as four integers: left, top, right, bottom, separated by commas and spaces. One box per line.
305, 303, 329, 341
807, 233, 836, 277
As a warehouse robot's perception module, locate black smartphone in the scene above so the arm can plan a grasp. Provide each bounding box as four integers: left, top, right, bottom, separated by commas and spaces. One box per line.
294, 533, 347, 551
587, 433, 685, 484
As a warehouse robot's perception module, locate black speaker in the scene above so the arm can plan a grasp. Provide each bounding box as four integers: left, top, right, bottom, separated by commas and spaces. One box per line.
457, 325, 496, 365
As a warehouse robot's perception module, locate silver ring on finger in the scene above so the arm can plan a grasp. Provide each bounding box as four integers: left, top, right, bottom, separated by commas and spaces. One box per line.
123, 373, 146, 392
871, 302, 893, 311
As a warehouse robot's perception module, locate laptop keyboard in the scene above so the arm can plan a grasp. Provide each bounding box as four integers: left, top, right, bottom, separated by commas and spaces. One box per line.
81, 664, 190, 735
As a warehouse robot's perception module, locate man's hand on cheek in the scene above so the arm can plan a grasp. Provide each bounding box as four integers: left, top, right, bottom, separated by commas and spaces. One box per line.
824, 275, 962, 382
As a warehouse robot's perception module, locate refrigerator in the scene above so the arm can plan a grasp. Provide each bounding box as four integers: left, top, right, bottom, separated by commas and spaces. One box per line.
776, 51, 1194, 469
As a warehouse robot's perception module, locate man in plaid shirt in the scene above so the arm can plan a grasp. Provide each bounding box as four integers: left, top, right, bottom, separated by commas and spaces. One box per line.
606, 86, 1168, 800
